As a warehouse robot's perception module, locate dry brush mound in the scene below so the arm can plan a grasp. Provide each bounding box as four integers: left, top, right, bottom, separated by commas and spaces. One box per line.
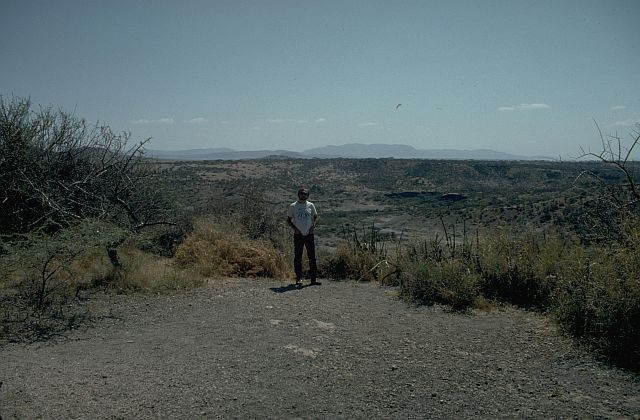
174, 217, 289, 279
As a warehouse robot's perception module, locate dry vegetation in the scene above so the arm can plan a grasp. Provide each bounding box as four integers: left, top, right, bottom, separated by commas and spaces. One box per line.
1, 96, 639, 371
149, 129, 640, 370
173, 217, 289, 279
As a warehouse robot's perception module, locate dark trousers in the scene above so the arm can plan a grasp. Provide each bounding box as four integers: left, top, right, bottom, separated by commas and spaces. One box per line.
293, 233, 317, 281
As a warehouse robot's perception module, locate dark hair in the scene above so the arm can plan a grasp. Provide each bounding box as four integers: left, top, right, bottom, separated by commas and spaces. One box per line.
297, 188, 309, 195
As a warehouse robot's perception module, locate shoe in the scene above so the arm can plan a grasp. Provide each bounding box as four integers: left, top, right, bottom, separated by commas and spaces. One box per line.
295, 279, 303, 287
310, 280, 322, 286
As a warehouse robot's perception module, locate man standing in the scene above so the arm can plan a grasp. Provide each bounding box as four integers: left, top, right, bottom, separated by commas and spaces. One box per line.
287, 188, 320, 286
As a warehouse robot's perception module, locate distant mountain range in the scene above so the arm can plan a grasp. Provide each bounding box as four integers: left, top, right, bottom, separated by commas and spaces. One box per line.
148, 143, 553, 161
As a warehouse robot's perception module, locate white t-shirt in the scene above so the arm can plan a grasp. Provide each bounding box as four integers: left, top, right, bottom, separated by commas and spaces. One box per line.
287, 200, 317, 236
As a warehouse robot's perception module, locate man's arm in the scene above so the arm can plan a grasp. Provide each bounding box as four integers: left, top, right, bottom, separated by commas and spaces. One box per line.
312, 203, 319, 225
287, 216, 301, 234
311, 204, 319, 232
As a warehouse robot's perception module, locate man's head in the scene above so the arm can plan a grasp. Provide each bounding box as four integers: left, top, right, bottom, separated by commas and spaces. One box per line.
297, 188, 309, 200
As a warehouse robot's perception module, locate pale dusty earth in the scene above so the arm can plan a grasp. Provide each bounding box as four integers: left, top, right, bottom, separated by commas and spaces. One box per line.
1, 278, 639, 419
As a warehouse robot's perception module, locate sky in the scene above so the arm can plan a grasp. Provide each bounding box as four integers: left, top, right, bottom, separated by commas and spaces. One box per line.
2, 0, 639, 158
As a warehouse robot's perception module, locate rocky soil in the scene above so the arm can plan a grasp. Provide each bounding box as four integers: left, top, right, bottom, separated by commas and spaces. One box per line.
1, 278, 639, 419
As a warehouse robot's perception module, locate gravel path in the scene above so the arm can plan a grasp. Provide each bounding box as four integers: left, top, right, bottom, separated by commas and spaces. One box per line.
1, 278, 639, 419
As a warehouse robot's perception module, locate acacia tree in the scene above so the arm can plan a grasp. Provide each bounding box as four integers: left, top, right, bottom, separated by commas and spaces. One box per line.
0, 95, 174, 265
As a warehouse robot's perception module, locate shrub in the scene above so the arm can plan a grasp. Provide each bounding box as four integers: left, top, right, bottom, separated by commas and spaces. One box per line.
0, 220, 195, 343
0, 95, 177, 267
96, 247, 204, 292
399, 260, 480, 310
173, 217, 288, 279
320, 243, 383, 282
574, 123, 640, 243
321, 224, 394, 282
395, 221, 640, 369
0, 96, 184, 341
0, 220, 125, 307
0, 220, 122, 342
552, 223, 640, 369
476, 229, 566, 310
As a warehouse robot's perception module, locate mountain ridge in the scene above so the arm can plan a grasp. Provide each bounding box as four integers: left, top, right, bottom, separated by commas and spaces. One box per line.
149, 143, 553, 161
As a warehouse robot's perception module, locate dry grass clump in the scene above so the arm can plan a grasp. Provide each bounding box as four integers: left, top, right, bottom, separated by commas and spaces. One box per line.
475, 229, 568, 310
97, 247, 205, 292
320, 244, 383, 282
0, 240, 204, 343
394, 228, 573, 311
398, 259, 481, 310
173, 217, 289, 279
320, 224, 394, 282
552, 224, 640, 369
1, 214, 288, 343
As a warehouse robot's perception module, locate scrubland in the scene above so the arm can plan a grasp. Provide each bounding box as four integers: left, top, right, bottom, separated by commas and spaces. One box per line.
1, 96, 639, 371
4, 155, 639, 370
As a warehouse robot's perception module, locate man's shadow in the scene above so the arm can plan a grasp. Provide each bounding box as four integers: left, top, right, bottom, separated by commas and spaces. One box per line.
270, 283, 311, 293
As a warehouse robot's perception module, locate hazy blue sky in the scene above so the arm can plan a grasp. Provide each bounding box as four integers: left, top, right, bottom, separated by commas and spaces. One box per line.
2, 0, 639, 157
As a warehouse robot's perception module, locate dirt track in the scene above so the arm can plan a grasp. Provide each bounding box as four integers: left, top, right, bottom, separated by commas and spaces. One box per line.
1, 278, 639, 419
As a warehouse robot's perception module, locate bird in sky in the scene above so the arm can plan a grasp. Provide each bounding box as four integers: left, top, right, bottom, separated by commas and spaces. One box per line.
395, 103, 402, 109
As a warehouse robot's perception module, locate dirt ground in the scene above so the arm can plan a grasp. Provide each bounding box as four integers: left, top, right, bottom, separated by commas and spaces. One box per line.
1, 278, 639, 419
